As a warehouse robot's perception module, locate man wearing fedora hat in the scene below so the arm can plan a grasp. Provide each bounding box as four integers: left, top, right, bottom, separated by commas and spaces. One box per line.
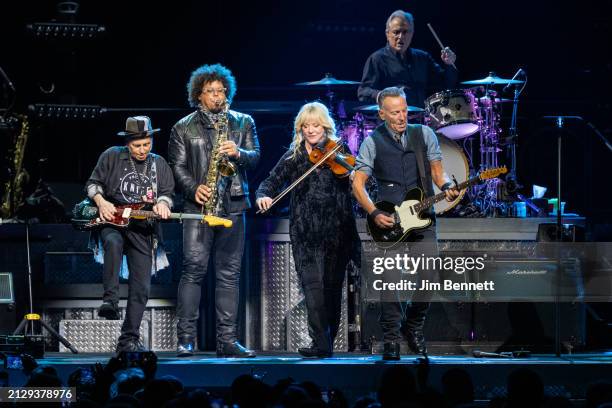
85, 115, 175, 353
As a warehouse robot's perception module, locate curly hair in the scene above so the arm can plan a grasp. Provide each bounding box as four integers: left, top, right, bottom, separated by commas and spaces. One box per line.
186, 63, 237, 108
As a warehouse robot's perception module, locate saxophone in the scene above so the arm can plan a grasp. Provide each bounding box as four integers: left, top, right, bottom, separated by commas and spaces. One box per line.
202, 102, 237, 217
0, 115, 29, 219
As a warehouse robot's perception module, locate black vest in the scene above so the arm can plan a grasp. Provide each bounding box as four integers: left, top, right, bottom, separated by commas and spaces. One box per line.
372, 124, 435, 212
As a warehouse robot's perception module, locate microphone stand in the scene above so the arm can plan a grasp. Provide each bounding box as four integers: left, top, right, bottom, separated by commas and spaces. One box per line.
541, 115, 576, 357
508, 87, 519, 179
13, 218, 78, 354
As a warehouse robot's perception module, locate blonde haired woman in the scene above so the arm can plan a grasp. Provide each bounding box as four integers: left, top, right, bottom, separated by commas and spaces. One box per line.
256, 102, 360, 358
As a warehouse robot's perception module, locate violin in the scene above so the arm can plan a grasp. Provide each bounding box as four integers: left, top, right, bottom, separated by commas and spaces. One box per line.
257, 138, 356, 214
308, 138, 355, 178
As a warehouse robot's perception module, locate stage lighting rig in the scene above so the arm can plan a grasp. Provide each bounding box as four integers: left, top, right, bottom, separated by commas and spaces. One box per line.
28, 104, 105, 120
26, 22, 106, 40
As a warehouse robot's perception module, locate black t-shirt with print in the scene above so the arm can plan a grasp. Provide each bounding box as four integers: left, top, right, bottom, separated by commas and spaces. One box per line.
109, 158, 154, 205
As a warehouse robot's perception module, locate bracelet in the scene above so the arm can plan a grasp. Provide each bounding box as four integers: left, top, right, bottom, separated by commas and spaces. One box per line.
441, 181, 453, 191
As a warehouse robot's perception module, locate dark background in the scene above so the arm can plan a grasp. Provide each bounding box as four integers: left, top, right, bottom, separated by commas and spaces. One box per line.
1, 0, 611, 226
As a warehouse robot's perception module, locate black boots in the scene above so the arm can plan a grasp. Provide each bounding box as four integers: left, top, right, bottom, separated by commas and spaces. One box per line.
217, 341, 256, 358
177, 336, 195, 357
382, 342, 400, 361
99, 301, 120, 320
406, 329, 427, 356
116, 338, 146, 353
298, 342, 333, 358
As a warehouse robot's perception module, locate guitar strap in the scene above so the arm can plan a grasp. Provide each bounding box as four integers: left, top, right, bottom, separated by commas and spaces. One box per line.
410, 125, 429, 197
150, 158, 158, 200
149, 158, 159, 272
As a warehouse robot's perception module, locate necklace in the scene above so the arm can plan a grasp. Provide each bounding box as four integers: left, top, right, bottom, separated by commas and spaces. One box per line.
129, 154, 149, 186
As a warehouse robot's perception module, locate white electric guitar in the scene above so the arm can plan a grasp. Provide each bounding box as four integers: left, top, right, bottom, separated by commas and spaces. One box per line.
367, 167, 507, 248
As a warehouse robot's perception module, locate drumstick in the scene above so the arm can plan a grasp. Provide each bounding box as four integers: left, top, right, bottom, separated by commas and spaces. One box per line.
427, 23, 457, 70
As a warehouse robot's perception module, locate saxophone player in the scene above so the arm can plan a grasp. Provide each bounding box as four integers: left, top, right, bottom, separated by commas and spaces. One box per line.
168, 63, 260, 358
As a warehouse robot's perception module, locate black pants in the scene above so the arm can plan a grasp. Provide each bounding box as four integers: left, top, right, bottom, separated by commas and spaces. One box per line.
100, 226, 152, 345
380, 226, 438, 343
293, 244, 348, 353
176, 214, 245, 344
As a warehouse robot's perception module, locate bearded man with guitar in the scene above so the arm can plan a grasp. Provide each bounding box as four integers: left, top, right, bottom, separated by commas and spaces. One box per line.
352, 87, 460, 360
84, 116, 175, 353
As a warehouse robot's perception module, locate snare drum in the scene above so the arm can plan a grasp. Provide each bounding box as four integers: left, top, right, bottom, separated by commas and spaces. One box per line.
433, 135, 469, 214
425, 89, 480, 139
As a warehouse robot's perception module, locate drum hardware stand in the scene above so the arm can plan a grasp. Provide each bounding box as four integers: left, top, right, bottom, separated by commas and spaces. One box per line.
459, 72, 527, 217
475, 87, 504, 216
504, 68, 527, 180
12, 218, 78, 354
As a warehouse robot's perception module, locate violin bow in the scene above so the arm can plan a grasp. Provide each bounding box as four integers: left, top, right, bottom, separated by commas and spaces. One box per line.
257, 142, 343, 214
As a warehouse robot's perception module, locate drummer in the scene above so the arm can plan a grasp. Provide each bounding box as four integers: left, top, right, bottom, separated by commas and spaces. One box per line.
358, 10, 458, 108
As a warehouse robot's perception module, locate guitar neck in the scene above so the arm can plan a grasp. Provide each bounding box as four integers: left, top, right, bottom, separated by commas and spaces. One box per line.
130, 210, 203, 221
414, 176, 482, 213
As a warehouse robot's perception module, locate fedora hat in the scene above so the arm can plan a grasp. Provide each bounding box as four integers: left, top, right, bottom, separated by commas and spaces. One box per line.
117, 116, 160, 138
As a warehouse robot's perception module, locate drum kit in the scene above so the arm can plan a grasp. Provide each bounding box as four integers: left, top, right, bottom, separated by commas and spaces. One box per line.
296, 71, 526, 217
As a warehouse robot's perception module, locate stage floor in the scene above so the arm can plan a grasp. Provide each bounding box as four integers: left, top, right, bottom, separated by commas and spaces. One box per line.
9, 352, 612, 401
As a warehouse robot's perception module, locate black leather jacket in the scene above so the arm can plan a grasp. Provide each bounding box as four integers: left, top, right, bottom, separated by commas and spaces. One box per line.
168, 109, 260, 211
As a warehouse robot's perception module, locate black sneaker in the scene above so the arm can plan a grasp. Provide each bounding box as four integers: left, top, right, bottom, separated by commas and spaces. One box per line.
217, 341, 256, 358
99, 301, 120, 320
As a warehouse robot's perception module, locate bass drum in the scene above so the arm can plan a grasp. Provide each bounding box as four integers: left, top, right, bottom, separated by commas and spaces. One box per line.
433, 135, 469, 214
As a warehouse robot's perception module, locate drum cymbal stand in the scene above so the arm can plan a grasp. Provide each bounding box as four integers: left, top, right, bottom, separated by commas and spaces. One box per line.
504, 69, 527, 183
476, 87, 504, 216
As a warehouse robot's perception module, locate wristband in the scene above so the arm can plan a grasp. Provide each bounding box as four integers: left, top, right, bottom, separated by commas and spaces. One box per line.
370, 209, 387, 219
441, 181, 453, 191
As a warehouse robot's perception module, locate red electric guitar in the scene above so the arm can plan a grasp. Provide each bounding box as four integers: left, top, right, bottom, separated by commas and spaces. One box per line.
72, 201, 232, 230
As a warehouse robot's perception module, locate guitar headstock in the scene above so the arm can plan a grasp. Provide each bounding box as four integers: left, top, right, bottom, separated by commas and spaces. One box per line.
479, 166, 508, 180
202, 215, 233, 228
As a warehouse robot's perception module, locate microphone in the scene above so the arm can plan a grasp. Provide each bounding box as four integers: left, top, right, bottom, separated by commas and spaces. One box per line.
503, 68, 524, 93
0, 66, 15, 91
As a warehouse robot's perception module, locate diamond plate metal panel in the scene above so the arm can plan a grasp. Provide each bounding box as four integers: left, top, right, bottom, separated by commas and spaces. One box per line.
261, 242, 289, 350
288, 301, 309, 351
151, 308, 177, 351
286, 279, 349, 352
59, 320, 149, 352
261, 240, 348, 352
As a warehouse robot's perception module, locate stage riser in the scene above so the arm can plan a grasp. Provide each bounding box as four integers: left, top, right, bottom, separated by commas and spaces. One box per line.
0, 222, 589, 352
42, 305, 177, 352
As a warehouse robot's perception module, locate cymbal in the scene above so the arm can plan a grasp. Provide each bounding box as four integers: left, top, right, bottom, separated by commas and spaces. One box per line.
477, 97, 514, 103
295, 75, 360, 86
354, 104, 425, 113
461, 72, 525, 86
